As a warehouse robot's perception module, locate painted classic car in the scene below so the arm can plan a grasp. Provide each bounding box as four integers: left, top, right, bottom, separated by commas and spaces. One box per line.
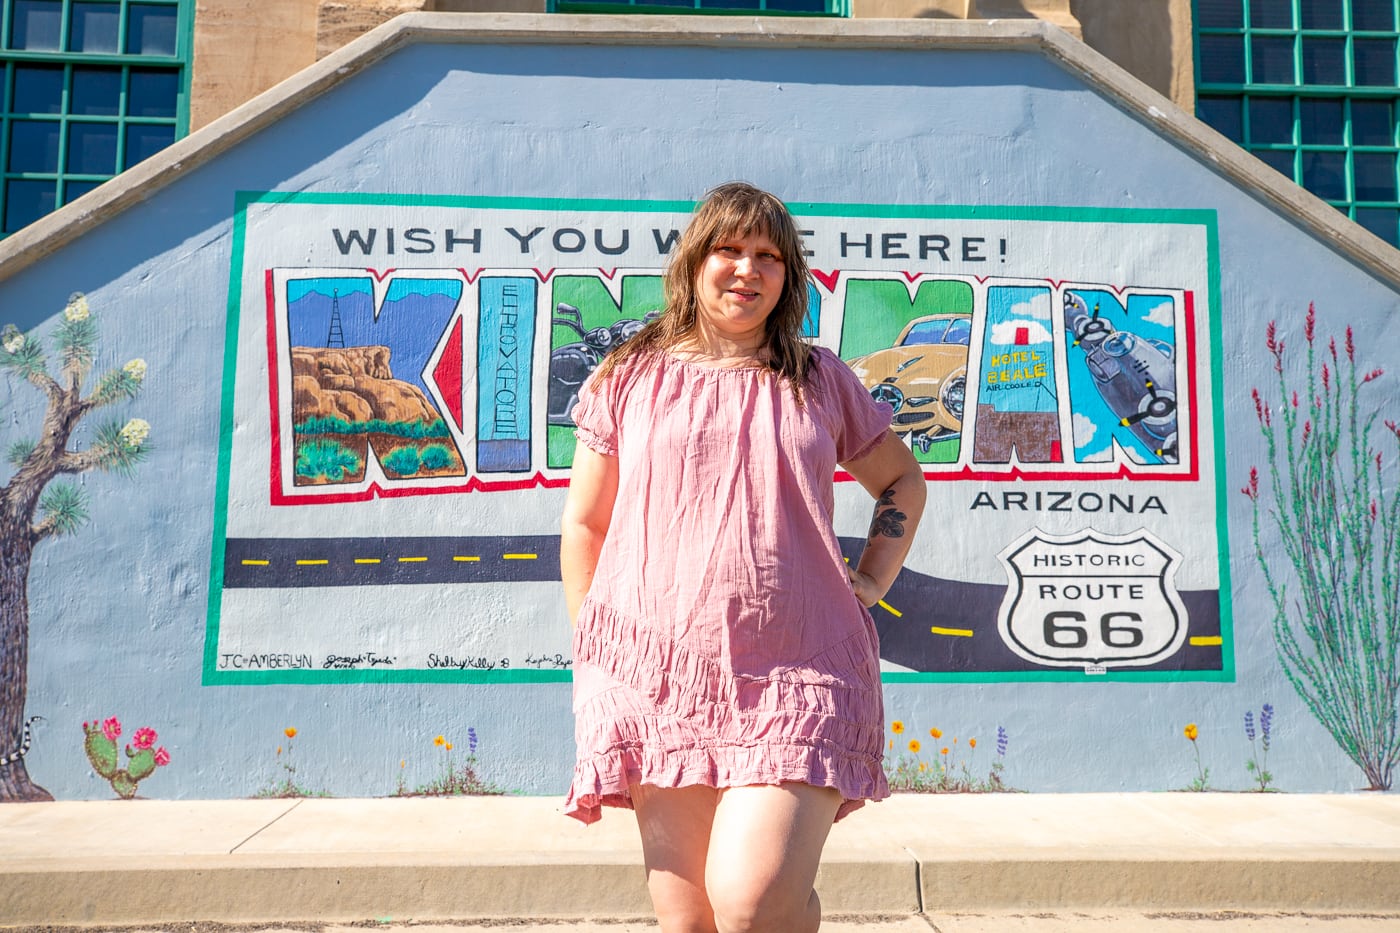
845, 314, 970, 452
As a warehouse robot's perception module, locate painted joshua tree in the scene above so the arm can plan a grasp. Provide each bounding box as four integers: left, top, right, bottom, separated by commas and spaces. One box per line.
1244, 304, 1399, 791
0, 294, 149, 801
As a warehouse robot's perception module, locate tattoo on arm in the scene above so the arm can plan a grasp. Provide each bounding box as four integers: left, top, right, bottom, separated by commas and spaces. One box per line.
868, 487, 907, 541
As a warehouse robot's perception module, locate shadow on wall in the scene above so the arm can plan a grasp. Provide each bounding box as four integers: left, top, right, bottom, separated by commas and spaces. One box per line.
1069, 0, 1177, 100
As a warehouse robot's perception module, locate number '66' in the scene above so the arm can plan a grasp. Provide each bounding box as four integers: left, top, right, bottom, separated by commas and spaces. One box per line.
1043, 611, 1145, 649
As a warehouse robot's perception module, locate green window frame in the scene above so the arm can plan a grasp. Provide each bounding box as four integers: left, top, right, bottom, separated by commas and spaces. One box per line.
1193, 0, 1400, 247
0, 0, 193, 236
549, 0, 847, 19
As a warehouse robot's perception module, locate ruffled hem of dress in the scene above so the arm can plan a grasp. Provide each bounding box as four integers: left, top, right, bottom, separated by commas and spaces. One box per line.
563, 739, 889, 825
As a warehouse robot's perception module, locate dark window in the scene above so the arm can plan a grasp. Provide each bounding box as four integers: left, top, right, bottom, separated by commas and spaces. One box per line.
1250, 96, 1295, 142
1352, 0, 1396, 30
1250, 0, 1292, 28
1200, 95, 1245, 141
1300, 0, 1344, 30
1300, 97, 1345, 143
1354, 151, 1398, 199
0, 0, 188, 236
1302, 149, 1348, 198
1251, 36, 1297, 83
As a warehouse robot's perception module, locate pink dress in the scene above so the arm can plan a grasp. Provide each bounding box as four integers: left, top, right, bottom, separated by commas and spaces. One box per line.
564, 345, 894, 824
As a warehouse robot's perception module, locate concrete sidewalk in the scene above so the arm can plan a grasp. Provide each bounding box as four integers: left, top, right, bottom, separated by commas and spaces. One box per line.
1, 794, 1398, 928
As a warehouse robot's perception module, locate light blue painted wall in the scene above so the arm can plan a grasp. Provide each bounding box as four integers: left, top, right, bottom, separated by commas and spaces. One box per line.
2, 38, 1397, 801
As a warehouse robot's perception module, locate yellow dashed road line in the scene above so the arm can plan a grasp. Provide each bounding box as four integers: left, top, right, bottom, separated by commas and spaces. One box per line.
877, 600, 902, 617
398, 557, 428, 563
296, 559, 328, 566
931, 626, 974, 638
1190, 635, 1223, 646
241, 559, 269, 566
503, 553, 537, 560
454, 556, 481, 562
354, 558, 381, 564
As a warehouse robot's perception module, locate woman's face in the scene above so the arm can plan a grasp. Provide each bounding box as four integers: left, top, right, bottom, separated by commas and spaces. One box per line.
693, 230, 787, 346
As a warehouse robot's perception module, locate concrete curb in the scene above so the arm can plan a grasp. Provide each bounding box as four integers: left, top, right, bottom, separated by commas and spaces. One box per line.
1, 794, 1397, 926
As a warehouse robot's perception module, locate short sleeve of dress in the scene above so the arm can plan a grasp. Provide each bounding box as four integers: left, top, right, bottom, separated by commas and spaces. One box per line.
815, 346, 894, 464
571, 366, 620, 457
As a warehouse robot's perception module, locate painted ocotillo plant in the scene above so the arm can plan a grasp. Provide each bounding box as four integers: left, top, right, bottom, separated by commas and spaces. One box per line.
1244, 304, 1399, 791
0, 294, 149, 801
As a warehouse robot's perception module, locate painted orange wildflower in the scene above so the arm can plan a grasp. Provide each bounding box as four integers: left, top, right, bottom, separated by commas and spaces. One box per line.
891, 721, 905, 734
284, 727, 297, 739
908, 739, 921, 753
1184, 723, 1199, 741
969, 738, 977, 749
941, 747, 949, 756
434, 735, 446, 746
929, 727, 942, 739
445, 742, 454, 751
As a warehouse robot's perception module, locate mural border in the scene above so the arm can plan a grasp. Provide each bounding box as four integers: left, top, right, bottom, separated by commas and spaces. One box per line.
205, 191, 1231, 685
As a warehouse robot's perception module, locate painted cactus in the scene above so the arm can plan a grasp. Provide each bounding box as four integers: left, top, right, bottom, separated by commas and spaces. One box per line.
82, 718, 170, 799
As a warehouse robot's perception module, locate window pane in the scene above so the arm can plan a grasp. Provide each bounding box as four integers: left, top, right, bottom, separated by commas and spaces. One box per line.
11, 65, 64, 114
1300, 97, 1345, 142
1201, 35, 1246, 83
62, 179, 103, 204
1300, 0, 1344, 29
1301, 37, 1347, 84
1198, 0, 1243, 28
1199, 95, 1245, 142
1254, 147, 1297, 178
1354, 151, 1398, 199
764, 0, 827, 10
1352, 0, 1396, 30
124, 123, 174, 168
12, 0, 63, 50
1251, 36, 1297, 83
8, 120, 60, 172
127, 4, 178, 55
1302, 150, 1348, 198
1351, 99, 1397, 145
129, 68, 178, 117
1250, 97, 1295, 142
1356, 207, 1399, 244
4, 179, 56, 232
66, 122, 118, 174
72, 66, 122, 116
1354, 38, 1397, 86
1250, 0, 1293, 28
69, 3, 121, 53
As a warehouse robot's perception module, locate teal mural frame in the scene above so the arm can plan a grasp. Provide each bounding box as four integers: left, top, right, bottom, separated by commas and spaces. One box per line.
206, 191, 1231, 686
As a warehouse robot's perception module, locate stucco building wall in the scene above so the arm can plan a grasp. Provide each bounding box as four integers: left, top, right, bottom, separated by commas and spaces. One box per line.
188, 0, 1195, 133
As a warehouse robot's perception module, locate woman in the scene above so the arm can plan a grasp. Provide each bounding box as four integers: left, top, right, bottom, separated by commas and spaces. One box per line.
560, 182, 925, 933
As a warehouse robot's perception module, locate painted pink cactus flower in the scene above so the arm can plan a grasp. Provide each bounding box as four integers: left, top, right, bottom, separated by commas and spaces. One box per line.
153, 748, 171, 767
101, 717, 122, 742
131, 727, 157, 751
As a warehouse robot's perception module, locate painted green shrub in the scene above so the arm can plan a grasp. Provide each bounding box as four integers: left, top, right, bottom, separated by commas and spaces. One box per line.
420, 444, 454, 471
295, 439, 361, 481
381, 446, 421, 476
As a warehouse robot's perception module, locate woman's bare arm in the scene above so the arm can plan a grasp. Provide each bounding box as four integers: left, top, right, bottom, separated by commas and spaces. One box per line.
560, 443, 621, 626
841, 430, 927, 608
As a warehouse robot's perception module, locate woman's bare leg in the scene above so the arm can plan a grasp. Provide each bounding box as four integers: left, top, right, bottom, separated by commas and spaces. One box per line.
704, 783, 843, 933
631, 782, 721, 933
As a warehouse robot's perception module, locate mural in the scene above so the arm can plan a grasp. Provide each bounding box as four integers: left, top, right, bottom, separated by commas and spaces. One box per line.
0, 295, 150, 802
1246, 305, 1399, 790
209, 194, 1227, 686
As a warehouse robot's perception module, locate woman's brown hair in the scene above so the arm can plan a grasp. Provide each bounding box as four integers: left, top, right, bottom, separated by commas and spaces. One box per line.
591, 181, 814, 397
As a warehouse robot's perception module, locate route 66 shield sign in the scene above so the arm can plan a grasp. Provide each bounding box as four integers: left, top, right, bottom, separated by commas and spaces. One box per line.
996, 528, 1188, 671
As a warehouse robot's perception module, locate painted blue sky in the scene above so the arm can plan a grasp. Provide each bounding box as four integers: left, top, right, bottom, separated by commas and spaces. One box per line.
1065, 289, 1178, 464
286, 276, 463, 405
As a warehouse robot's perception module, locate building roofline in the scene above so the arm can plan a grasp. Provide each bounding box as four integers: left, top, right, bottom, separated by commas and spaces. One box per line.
1, 12, 1396, 290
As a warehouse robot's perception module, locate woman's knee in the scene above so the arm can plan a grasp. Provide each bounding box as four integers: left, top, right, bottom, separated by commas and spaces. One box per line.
705, 874, 818, 933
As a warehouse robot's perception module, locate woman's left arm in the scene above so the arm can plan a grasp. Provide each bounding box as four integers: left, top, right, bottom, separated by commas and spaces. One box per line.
841, 430, 927, 608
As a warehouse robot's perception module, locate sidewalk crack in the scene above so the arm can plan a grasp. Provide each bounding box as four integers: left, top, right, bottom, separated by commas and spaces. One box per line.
904, 845, 926, 915
230, 798, 304, 854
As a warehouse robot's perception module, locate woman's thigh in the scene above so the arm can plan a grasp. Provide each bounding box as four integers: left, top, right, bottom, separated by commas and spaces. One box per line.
704, 782, 842, 927
631, 782, 721, 933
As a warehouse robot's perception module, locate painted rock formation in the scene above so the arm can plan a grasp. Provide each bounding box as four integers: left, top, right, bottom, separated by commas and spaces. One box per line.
291, 345, 439, 424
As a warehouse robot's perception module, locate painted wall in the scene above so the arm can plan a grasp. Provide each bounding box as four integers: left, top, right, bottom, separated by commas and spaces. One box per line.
1, 29, 1397, 802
